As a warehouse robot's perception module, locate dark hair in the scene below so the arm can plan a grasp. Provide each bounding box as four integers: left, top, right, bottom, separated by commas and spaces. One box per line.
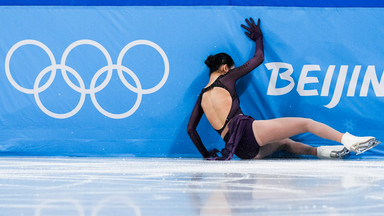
205, 53, 234, 74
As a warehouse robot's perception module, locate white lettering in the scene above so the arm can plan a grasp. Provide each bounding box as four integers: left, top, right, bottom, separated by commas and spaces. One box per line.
320, 65, 335, 96
264, 63, 384, 109
265, 62, 295, 95
360, 65, 384, 96
297, 65, 320, 96
324, 65, 348, 108
347, 65, 361, 96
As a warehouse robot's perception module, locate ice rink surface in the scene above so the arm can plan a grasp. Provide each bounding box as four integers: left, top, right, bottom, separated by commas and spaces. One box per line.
1, 157, 384, 216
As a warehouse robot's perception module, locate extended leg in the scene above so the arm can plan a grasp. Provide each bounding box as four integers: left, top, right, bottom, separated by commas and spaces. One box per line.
252, 117, 343, 146
252, 117, 378, 157
254, 138, 316, 159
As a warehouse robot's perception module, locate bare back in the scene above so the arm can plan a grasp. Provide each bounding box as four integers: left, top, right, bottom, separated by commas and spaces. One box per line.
201, 87, 232, 131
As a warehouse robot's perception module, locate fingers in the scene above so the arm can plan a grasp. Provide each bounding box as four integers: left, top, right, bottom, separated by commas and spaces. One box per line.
245, 18, 252, 28
250, 17, 256, 26
242, 18, 261, 39
241, 24, 250, 32
243, 17, 260, 28
242, 18, 262, 41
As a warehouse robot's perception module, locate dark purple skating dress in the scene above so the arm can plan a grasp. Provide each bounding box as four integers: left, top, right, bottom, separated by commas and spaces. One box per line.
187, 34, 264, 160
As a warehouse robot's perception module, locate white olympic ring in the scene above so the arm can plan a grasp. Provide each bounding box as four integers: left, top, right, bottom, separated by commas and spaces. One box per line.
5, 39, 169, 119
34, 199, 85, 216
91, 195, 141, 216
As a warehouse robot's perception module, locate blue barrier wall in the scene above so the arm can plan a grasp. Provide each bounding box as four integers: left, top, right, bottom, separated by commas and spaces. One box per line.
2, 0, 384, 7
0, 3, 383, 158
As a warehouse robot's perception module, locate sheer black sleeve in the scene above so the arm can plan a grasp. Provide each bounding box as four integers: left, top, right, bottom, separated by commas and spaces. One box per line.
186, 94, 210, 158
224, 37, 264, 82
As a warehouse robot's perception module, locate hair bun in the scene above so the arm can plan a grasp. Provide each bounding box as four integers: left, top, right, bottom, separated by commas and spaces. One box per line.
205, 53, 234, 74
205, 55, 216, 68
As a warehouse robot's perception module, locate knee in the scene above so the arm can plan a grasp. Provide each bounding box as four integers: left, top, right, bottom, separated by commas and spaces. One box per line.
280, 138, 307, 152
302, 118, 316, 132
277, 138, 293, 151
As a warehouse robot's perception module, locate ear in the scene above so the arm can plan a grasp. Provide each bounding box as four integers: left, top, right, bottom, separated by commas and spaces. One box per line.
220, 64, 230, 73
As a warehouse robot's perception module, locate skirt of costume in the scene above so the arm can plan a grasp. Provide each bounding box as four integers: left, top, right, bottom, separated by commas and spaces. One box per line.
212, 114, 260, 160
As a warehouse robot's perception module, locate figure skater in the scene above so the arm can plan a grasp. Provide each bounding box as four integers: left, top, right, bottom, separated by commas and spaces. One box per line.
187, 18, 380, 160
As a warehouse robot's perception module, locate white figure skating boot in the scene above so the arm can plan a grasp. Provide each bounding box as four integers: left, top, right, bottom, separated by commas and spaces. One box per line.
341, 132, 381, 155
317, 145, 350, 159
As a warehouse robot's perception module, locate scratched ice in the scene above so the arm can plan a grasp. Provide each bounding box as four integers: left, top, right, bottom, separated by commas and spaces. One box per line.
1, 157, 384, 216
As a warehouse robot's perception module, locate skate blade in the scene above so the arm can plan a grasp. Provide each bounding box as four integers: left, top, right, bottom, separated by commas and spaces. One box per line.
330, 147, 350, 159
354, 139, 381, 155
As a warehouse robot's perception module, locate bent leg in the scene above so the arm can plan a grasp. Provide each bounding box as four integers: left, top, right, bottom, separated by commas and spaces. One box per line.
254, 138, 316, 159
252, 117, 343, 147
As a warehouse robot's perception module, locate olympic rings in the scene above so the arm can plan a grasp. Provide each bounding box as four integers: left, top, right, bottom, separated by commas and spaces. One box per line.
5, 39, 169, 119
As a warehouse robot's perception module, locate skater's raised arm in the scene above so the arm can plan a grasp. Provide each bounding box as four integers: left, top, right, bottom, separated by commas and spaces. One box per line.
223, 18, 264, 82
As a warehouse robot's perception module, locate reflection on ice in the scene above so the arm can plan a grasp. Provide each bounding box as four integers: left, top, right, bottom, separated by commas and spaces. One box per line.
189, 162, 384, 215
0, 158, 384, 215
